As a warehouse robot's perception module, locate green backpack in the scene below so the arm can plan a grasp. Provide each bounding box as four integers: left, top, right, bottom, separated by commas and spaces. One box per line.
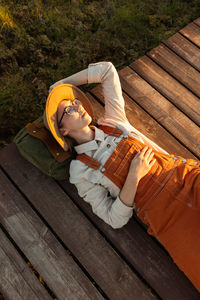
14, 116, 73, 180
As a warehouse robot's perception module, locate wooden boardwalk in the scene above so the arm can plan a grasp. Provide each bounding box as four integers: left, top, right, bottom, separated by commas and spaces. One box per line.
0, 17, 200, 300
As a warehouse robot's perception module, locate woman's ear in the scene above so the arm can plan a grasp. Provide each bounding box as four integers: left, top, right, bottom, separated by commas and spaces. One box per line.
60, 127, 70, 136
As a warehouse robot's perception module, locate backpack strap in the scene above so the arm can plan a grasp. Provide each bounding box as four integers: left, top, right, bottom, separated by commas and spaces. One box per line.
26, 121, 70, 162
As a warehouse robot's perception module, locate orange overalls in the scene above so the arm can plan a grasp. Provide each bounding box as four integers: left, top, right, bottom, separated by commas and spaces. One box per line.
77, 125, 200, 292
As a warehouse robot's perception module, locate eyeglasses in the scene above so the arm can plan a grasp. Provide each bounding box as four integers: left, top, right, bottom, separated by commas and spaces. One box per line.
58, 99, 82, 127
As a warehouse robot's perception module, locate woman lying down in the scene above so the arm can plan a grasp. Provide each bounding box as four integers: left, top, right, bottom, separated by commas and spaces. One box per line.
43, 61, 200, 291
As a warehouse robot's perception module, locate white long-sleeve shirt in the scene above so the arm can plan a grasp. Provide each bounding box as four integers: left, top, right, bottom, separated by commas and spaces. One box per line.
51, 62, 168, 229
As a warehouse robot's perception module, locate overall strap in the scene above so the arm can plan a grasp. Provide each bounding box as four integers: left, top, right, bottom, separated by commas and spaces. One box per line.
76, 154, 101, 170
98, 125, 122, 137
76, 126, 123, 170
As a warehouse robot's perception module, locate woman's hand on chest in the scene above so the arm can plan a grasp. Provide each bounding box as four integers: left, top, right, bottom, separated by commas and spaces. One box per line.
129, 146, 156, 182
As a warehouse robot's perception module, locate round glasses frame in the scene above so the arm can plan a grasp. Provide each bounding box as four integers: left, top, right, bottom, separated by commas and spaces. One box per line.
58, 99, 82, 128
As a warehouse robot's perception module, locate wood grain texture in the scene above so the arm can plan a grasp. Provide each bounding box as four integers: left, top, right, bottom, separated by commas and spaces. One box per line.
0, 168, 103, 300
59, 180, 200, 300
118, 66, 200, 158
90, 85, 197, 159
1, 144, 199, 299
86, 92, 105, 122
147, 44, 200, 98
194, 17, 200, 27
0, 143, 157, 300
130, 56, 200, 126
164, 33, 200, 71
180, 22, 200, 47
0, 228, 51, 300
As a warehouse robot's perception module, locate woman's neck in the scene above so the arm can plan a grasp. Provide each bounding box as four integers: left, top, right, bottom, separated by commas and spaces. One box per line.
69, 126, 95, 145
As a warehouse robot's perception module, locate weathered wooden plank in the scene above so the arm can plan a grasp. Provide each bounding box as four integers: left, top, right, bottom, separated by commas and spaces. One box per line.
180, 22, 200, 47
129, 56, 200, 126
1, 148, 199, 299
90, 87, 197, 159
59, 182, 200, 300
86, 92, 105, 124
118, 66, 200, 158
0, 228, 51, 300
194, 17, 200, 27
163, 33, 200, 71
147, 44, 200, 98
0, 168, 104, 300
0, 144, 157, 300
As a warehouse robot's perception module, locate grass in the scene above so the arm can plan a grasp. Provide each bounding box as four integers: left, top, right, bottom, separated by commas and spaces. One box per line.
0, 0, 200, 147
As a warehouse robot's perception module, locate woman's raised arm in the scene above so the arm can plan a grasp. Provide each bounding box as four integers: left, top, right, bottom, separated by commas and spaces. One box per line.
49, 62, 128, 124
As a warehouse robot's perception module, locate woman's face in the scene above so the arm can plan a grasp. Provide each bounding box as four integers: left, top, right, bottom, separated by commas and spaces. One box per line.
57, 100, 92, 135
